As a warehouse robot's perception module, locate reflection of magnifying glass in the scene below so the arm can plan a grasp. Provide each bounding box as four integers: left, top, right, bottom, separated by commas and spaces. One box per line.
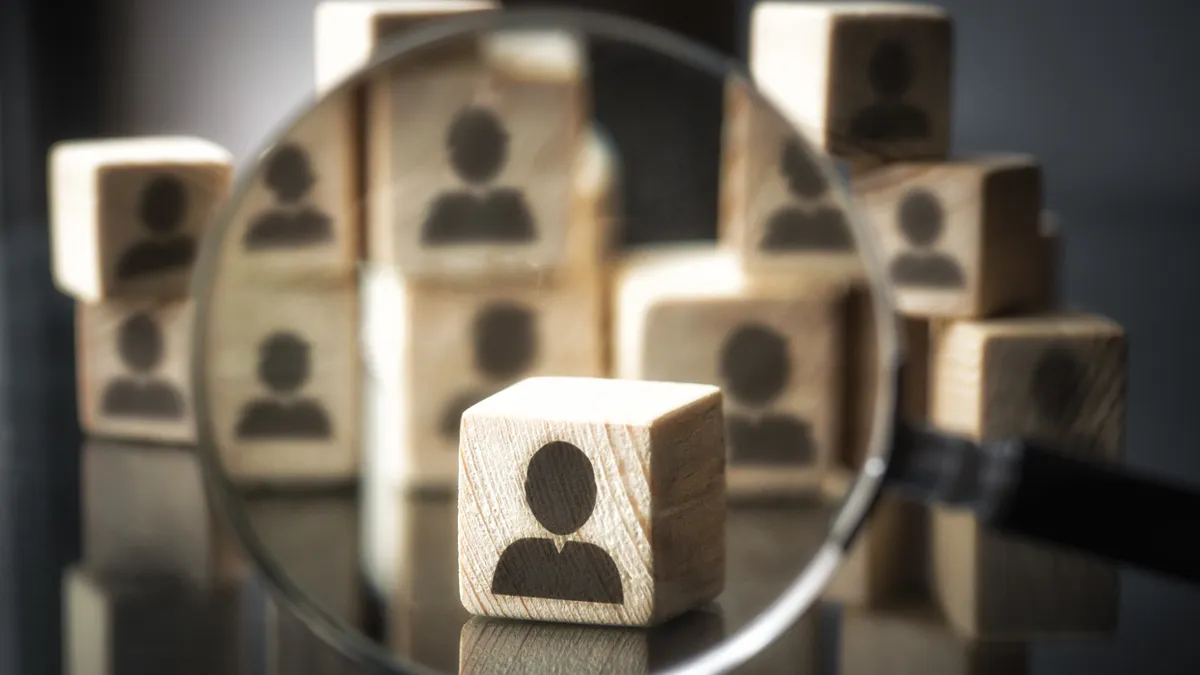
186, 7, 1200, 675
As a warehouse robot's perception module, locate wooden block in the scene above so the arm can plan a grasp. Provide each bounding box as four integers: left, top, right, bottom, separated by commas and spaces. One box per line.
366, 28, 587, 279
458, 610, 724, 675
613, 245, 851, 499
82, 441, 244, 588
77, 299, 194, 443
50, 137, 232, 302
719, 76, 866, 276
852, 156, 1048, 319
840, 603, 1028, 675
64, 567, 243, 675
750, 2, 953, 162
221, 89, 359, 284
205, 284, 359, 486
824, 493, 927, 607
458, 377, 725, 626
360, 268, 605, 493
313, 0, 497, 93
929, 314, 1126, 637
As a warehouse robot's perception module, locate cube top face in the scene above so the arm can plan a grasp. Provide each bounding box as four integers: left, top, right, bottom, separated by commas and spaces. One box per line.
51, 137, 233, 302
465, 376, 719, 428
751, 2, 952, 161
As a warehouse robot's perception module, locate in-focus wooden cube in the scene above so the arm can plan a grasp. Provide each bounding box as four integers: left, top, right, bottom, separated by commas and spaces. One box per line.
930, 314, 1126, 637
614, 245, 852, 500
77, 299, 194, 443
205, 284, 359, 486
852, 156, 1047, 319
750, 2, 953, 162
367, 29, 586, 279
82, 441, 243, 588
50, 137, 232, 302
314, 0, 498, 93
458, 377, 725, 626
840, 603, 1028, 675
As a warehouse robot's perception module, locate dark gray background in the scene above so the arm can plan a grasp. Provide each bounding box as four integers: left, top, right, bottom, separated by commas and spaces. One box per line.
5, 0, 1200, 673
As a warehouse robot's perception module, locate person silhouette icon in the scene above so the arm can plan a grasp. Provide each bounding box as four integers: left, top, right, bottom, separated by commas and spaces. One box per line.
491, 440, 624, 604
888, 188, 965, 288
235, 332, 332, 440
421, 106, 536, 245
243, 143, 333, 250
848, 39, 931, 143
101, 313, 185, 420
718, 323, 816, 465
760, 137, 853, 252
439, 302, 538, 439
115, 173, 197, 280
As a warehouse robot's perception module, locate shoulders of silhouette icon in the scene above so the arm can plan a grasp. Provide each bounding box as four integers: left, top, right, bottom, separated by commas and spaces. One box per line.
116, 238, 196, 280
726, 412, 815, 466
236, 399, 332, 439
491, 538, 624, 604
101, 379, 185, 420
889, 252, 965, 288
761, 206, 853, 252
422, 190, 536, 245
244, 208, 333, 250
849, 102, 931, 142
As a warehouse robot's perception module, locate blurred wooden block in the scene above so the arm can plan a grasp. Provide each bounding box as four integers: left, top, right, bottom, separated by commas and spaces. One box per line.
824, 493, 927, 607
221, 90, 359, 285
458, 377, 725, 626
929, 314, 1126, 637
852, 156, 1047, 319
458, 610, 724, 675
50, 137, 233, 302
82, 441, 243, 587
205, 284, 359, 486
366, 28, 587, 279
360, 268, 605, 494
614, 245, 852, 500
750, 2, 953, 162
64, 567, 243, 675
313, 0, 497, 93
77, 299, 194, 443
840, 603, 1028, 675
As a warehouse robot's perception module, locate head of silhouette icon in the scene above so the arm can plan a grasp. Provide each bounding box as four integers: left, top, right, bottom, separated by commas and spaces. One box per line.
449, 106, 509, 185
139, 174, 187, 234
118, 313, 164, 373
258, 333, 311, 395
264, 143, 316, 203
719, 323, 790, 407
869, 40, 916, 101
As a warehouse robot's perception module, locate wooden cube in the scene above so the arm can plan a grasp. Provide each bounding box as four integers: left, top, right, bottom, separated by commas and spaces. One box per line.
204, 283, 359, 486
360, 268, 605, 493
50, 137, 233, 302
824, 494, 927, 607
852, 156, 1047, 319
366, 29, 587, 279
840, 603, 1029, 675
82, 441, 244, 588
719, 76, 865, 276
929, 314, 1126, 637
77, 299, 194, 443
458, 377, 725, 626
750, 2, 953, 162
614, 245, 851, 499
314, 0, 498, 93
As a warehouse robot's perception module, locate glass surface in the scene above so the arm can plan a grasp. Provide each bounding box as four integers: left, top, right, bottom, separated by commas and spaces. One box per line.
191, 9, 900, 675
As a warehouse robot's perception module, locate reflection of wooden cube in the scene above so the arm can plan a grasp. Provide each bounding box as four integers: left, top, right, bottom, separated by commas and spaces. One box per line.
82, 441, 243, 588
458, 377, 725, 626
853, 156, 1047, 319
825, 494, 927, 607
205, 284, 359, 486
50, 137, 233, 302
750, 2, 953, 162
930, 314, 1126, 638
77, 300, 194, 443
614, 245, 853, 499
840, 603, 1028, 675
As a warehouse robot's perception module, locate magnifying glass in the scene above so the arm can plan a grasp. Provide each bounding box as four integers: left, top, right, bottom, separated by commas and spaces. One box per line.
190, 7, 1200, 675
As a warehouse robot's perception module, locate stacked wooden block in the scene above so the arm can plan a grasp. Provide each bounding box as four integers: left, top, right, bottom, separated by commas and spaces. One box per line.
49, 138, 244, 674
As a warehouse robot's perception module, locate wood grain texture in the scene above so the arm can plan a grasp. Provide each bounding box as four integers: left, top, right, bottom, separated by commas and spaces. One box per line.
366, 28, 586, 280
82, 441, 244, 589
840, 602, 1029, 675
929, 314, 1126, 638
613, 245, 853, 500
205, 282, 359, 487
750, 2, 952, 163
825, 493, 927, 607
458, 377, 725, 626
49, 137, 233, 302
852, 156, 1048, 319
77, 299, 194, 444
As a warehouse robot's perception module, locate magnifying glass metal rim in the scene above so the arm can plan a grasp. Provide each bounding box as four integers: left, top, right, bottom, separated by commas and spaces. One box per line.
189, 8, 906, 674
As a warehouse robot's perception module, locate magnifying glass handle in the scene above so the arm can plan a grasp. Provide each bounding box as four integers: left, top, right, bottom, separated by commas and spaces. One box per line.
886, 423, 1200, 585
